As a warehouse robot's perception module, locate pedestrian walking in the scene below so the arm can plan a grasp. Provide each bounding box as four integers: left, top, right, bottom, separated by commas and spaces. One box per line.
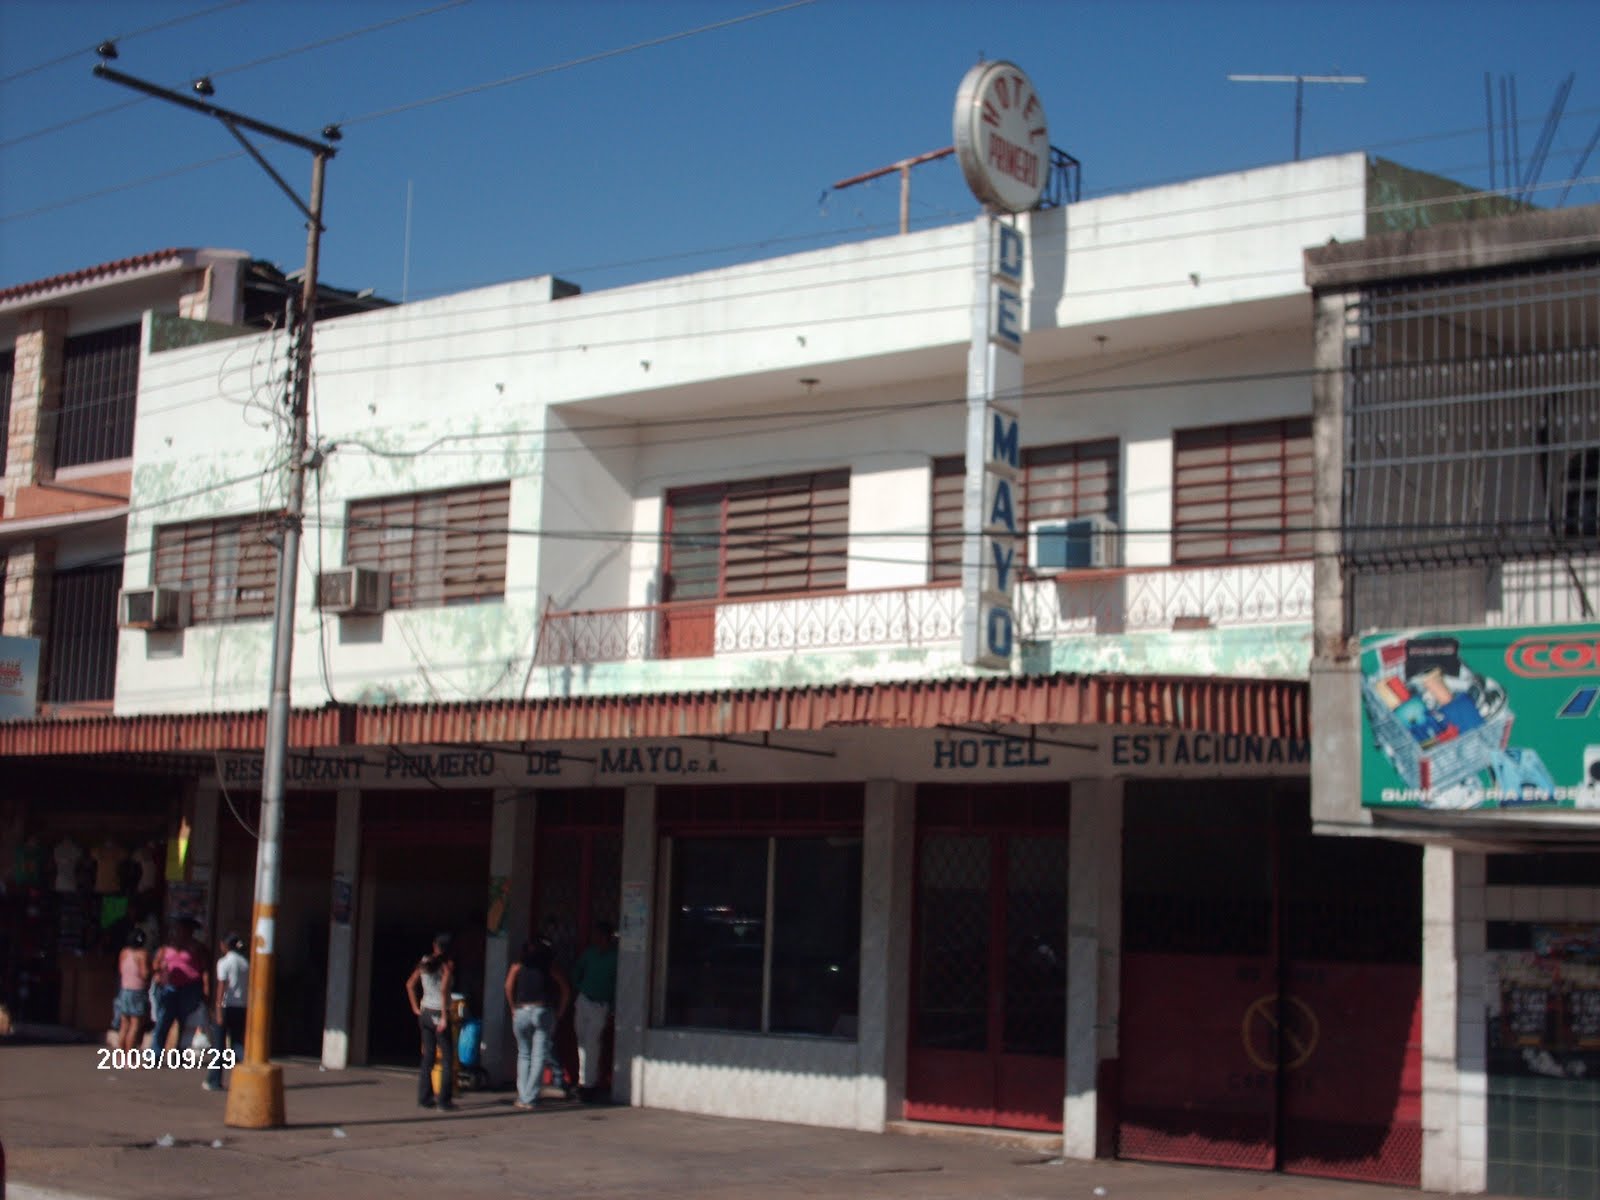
114, 928, 151, 1052
205, 932, 248, 1091
571, 921, 618, 1102
151, 916, 210, 1059
504, 936, 570, 1109
405, 933, 456, 1111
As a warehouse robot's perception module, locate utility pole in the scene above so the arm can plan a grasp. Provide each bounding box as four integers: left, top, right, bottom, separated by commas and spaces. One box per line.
95, 48, 340, 1130
1227, 73, 1367, 161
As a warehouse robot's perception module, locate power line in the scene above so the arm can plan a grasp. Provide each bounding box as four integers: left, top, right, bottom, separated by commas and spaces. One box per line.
0, 0, 472, 152
0, 0, 248, 87
339, 0, 819, 127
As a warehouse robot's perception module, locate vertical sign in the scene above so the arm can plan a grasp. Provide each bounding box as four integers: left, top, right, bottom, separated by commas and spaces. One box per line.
961, 216, 1025, 669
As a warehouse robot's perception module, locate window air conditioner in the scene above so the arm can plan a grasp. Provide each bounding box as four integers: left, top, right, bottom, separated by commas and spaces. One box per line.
1028, 516, 1120, 572
119, 587, 189, 631
316, 566, 391, 615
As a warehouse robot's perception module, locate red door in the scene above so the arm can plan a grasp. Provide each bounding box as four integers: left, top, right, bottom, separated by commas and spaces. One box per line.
905, 785, 1068, 1132
1117, 782, 1421, 1187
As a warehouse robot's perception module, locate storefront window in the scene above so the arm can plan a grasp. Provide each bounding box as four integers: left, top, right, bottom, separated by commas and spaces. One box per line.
662, 835, 861, 1038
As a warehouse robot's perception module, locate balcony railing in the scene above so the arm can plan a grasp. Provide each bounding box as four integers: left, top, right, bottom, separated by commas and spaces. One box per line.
533, 559, 1314, 668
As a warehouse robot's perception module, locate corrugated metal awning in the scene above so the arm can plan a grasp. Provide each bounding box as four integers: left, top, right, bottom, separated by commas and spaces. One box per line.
0, 674, 1307, 758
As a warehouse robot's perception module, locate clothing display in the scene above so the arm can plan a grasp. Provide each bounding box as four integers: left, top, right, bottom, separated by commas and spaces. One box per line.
94, 842, 127, 894
52, 838, 81, 893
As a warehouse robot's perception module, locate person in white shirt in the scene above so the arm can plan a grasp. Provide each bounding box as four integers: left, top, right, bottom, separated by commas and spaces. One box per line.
205, 933, 249, 1091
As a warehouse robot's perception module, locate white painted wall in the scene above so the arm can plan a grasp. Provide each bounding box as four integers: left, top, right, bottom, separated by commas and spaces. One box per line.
116, 158, 1369, 715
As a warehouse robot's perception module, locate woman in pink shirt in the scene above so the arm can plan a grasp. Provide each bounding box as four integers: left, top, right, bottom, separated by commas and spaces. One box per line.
151, 916, 211, 1058
114, 929, 151, 1051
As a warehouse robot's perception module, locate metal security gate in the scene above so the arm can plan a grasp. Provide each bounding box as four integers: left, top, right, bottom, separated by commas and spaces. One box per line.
1118, 781, 1422, 1186
906, 784, 1068, 1131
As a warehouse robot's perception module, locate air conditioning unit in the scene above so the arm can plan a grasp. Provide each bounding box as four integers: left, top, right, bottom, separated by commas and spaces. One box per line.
316, 566, 390, 615
1029, 516, 1120, 572
119, 587, 189, 631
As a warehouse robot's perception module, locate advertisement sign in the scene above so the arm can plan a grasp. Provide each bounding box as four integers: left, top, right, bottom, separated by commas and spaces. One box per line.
1487, 925, 1600, 1079
1359, 623, 1600, 810
0, 635, 41, 720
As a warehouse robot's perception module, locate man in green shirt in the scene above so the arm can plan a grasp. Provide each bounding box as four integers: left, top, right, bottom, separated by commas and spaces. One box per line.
571, 921, 618, 1102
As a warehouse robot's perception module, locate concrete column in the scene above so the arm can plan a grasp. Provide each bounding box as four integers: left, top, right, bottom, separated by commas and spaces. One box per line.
613, 784, 656, 1106
856, 780, 914, 1131
1, 538, 54, 640
1308, 286, 1372, 831
321, 788, 361, 1070
480, 788, 536, 1086
1064, 777, 1123, 1159
1422, 843, 1463, 1192
3, 307, 66, 499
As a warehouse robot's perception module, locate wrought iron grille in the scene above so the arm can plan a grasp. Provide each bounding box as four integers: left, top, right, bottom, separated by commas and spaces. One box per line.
1344, 258, 1600, 571
56, 324, 139, 468
43, 563, 121, 702
0, 349, 13, 475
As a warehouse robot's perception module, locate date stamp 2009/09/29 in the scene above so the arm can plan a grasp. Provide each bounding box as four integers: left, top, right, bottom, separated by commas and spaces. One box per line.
98, 1047, 237, 1070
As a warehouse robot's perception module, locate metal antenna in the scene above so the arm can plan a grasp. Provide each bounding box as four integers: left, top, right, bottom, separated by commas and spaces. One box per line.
1228, 73, 1367, 161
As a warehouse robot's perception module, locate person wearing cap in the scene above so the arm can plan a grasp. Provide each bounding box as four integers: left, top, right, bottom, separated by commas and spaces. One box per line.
405, 933, 457, 1111
571, 921, 618, 1102
151, 915, 211, 1061
204, 932, 249, 1091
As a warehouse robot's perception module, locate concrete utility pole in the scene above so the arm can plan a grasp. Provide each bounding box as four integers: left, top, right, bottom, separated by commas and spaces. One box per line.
95, 50, 339, 1130
1227, 73, 1367, 161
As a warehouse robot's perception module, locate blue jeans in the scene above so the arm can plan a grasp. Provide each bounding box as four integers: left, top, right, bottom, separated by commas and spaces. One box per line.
152, 983, 203, 1061
512, 1004, 553, 1106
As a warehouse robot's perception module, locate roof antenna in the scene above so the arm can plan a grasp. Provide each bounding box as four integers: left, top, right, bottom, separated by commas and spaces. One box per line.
1227, 73, 1367, 161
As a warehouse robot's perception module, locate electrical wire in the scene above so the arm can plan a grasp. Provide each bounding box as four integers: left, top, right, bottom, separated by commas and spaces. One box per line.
338, 0, 818, 127
0, 0, 474, 152
0, 0, 248, 87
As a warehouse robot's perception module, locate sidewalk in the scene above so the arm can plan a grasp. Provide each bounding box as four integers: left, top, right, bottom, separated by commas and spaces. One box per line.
2, 1044, 1468, 1200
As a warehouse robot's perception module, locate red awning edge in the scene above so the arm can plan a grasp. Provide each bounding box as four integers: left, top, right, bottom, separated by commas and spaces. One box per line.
0, 675, 1308, 758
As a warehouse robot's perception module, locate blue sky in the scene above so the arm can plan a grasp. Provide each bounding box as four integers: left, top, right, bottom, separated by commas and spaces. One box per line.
2, 0, 1597, 301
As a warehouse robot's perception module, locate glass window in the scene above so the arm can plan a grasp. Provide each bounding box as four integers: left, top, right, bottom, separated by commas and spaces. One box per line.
930, 440, 1120, 581
662, 835, 862, 1038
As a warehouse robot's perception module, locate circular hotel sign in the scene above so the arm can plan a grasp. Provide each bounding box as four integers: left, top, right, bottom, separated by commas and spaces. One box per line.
953, 60, 1049, 213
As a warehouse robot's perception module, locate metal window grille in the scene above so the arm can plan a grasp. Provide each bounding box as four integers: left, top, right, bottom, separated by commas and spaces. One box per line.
931, 440, 1121, 580
664, 470, 849, 601
0, 349, 13, 476
1344, 258, 1600, 569
43, 563, 121, 702
56, 324, 139, 468
153, 514, 278, 623
346, 481, 509, 609
1173, 418, 1313, 564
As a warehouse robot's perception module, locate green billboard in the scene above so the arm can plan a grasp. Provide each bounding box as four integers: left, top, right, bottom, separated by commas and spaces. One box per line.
1360, 623, 1600, 810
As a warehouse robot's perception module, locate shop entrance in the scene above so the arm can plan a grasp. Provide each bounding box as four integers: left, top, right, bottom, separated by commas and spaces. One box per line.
215, 791, 334, 1060
1118, 781, 1422, 1186
532, 790, 623, 1087
361, 791, 492, 1066
906, 784, 1069, 1132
